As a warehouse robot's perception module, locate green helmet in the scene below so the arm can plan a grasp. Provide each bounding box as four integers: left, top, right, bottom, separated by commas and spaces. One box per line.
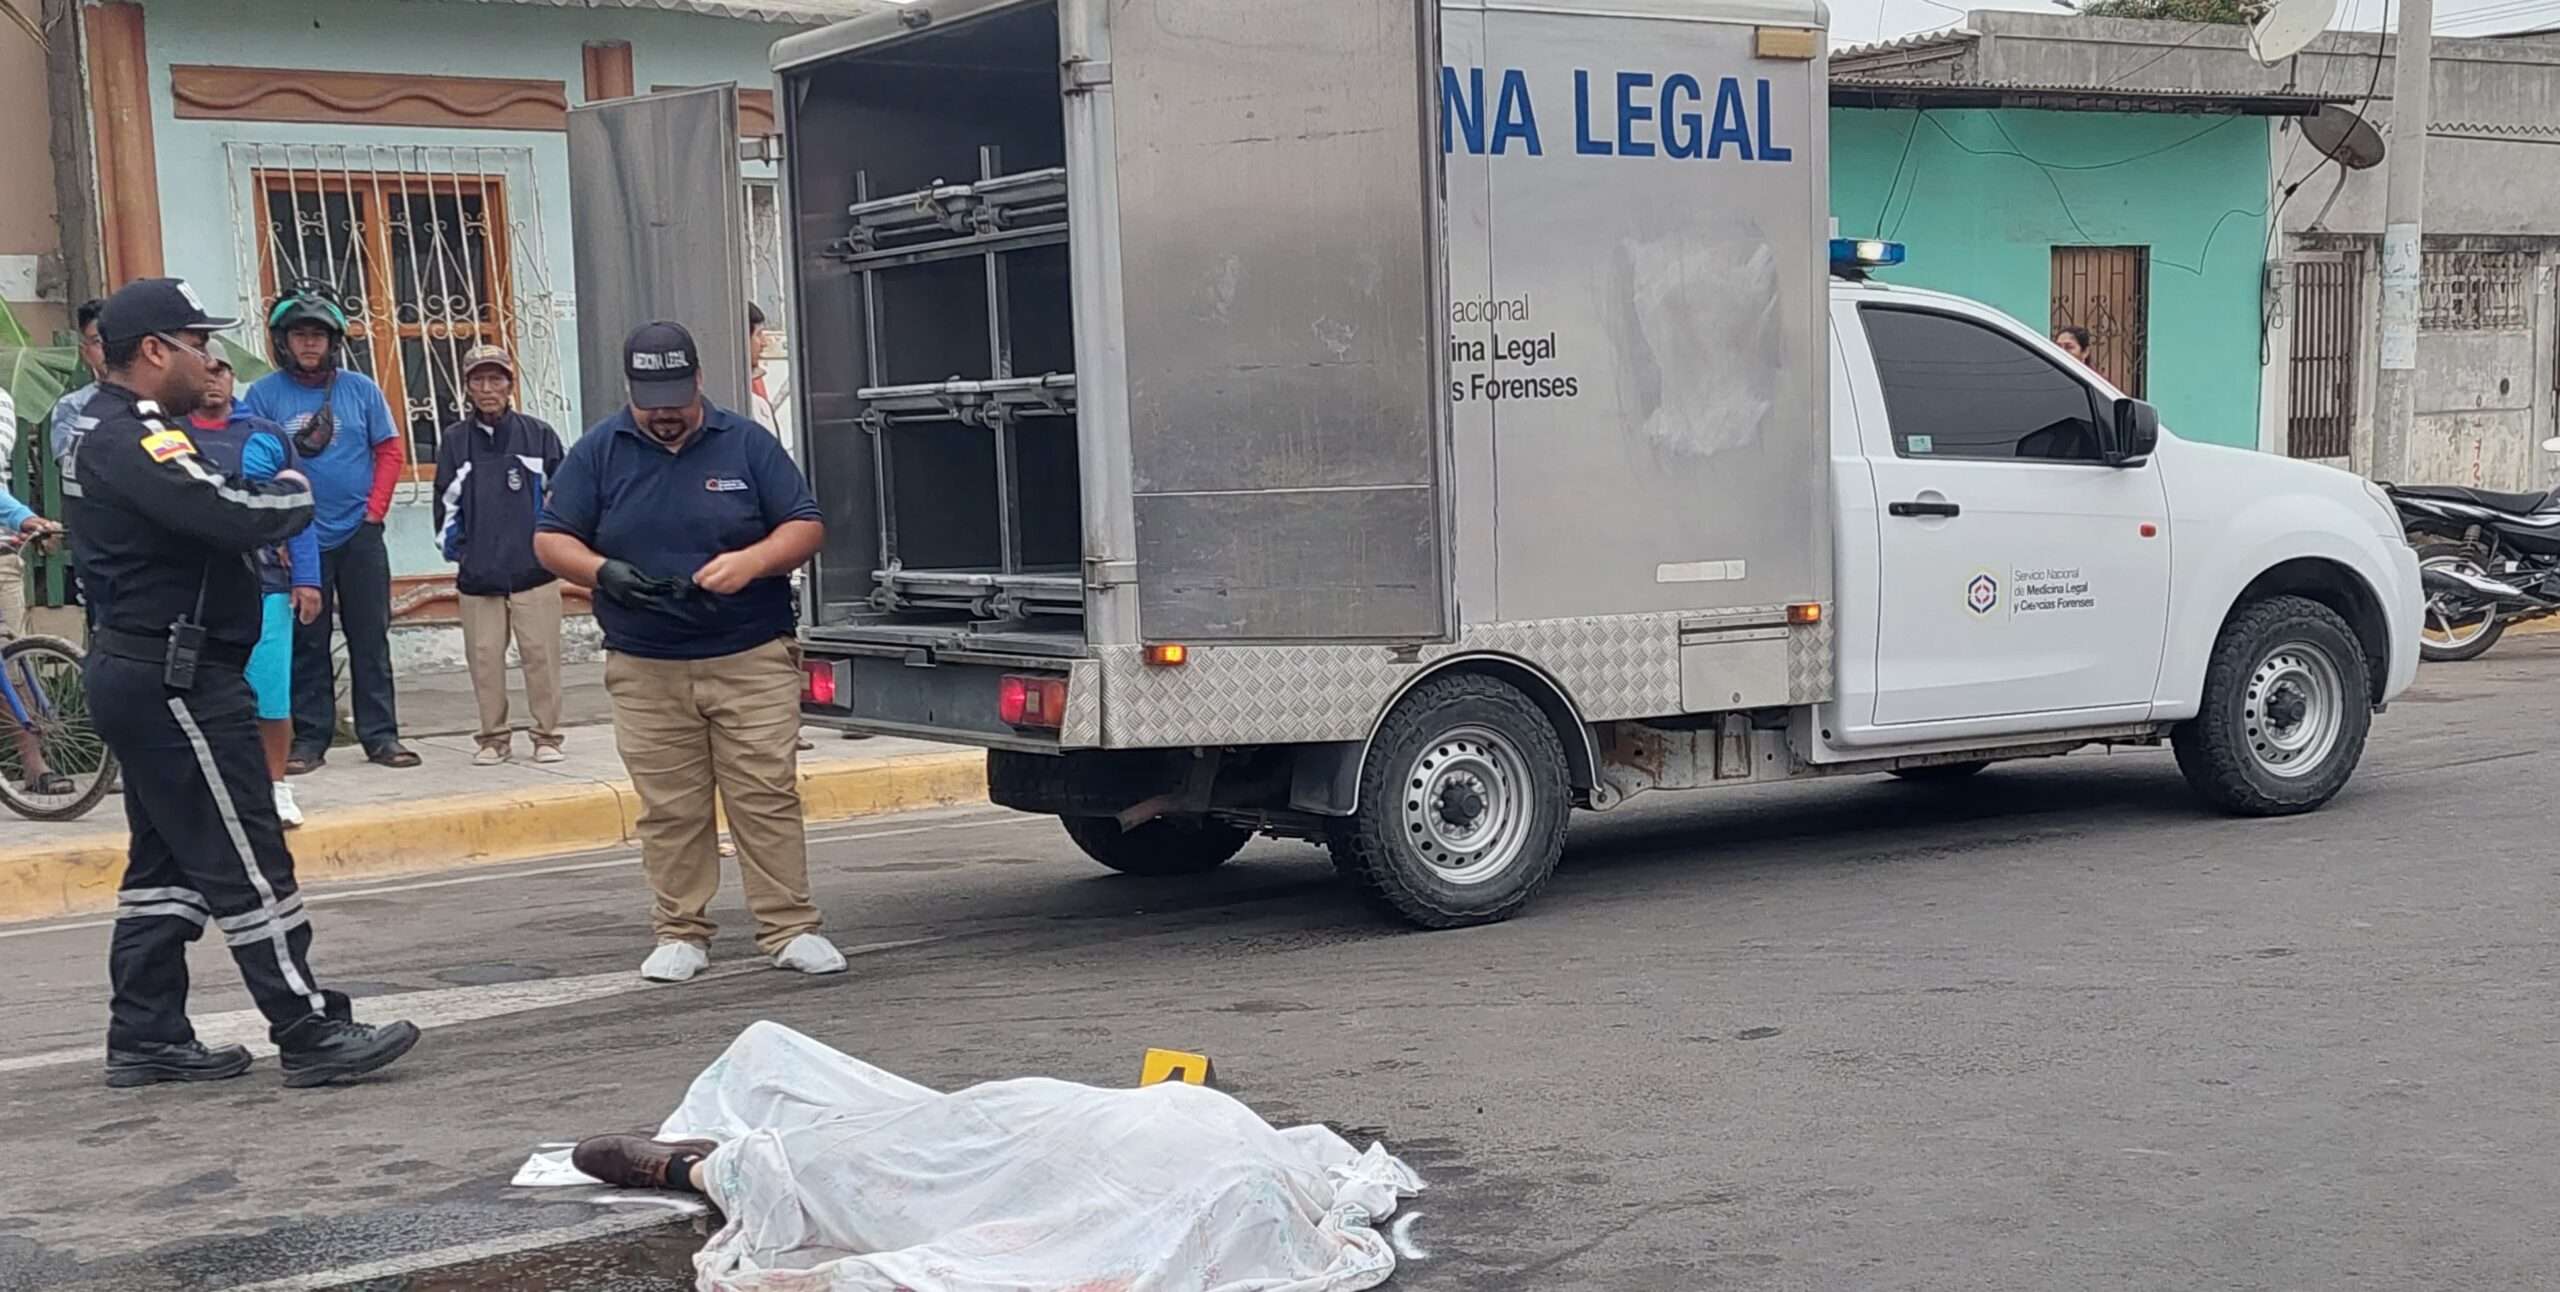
267, 280, 350, 368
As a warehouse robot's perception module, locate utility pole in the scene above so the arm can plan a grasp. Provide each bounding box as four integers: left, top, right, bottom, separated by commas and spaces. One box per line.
41, 0, 103, 309
2371, 0, 2432, 483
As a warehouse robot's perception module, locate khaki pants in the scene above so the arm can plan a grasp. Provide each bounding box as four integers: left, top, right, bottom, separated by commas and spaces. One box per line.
604, 637, 818, 953
0, 559, 23, 637
458, 583, 565, 750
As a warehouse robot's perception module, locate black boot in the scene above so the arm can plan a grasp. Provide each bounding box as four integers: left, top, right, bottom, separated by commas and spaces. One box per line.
276, 1016, 421, 1088
104, 1039, 254, 1088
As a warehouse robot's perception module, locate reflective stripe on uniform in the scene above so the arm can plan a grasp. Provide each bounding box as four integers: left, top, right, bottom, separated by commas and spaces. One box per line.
214, 893, 303, 934
174, 452, 306, 511
117, 902, 210, 927
166, 696, 327, 1012
116, 885, 212, 927
119, 885, 210, 910
220, 906, 311, 949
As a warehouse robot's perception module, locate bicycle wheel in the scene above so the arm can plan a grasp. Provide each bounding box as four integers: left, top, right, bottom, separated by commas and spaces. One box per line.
0, 635, 118, 822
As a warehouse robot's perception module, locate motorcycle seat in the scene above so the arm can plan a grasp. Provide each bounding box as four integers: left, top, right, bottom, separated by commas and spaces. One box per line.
2392, 484, 2553, 514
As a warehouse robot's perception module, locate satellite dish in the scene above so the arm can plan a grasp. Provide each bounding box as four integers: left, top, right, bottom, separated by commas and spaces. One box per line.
2542, 436, 2560, 454
2300, 104, 2387, 170
2251, 0, 2338, 63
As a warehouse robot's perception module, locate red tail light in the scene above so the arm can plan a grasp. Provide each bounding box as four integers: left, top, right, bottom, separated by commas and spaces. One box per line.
803, 659, 838, 707
998, 674, 1067, 730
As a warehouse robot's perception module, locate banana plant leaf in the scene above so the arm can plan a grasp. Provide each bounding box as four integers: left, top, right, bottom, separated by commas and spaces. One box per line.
0, 301, 82, 422
1, 299, 273, 425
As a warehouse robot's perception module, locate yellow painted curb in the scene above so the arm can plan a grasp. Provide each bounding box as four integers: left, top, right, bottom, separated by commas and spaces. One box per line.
0, 750, 989, 925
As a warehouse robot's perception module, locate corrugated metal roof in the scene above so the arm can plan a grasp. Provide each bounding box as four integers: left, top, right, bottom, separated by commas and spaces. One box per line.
442, 0, 864, 24
1830, 26, 1977, 62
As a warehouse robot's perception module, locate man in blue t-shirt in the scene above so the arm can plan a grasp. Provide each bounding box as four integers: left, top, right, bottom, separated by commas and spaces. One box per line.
240, 287, 419, 771
534, 322, 835, 984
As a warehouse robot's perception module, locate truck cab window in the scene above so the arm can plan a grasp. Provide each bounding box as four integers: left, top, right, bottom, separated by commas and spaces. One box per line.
1860, 307, 2106, 464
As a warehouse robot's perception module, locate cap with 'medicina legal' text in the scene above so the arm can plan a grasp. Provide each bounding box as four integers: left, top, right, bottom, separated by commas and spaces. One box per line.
623, 321, 701, 409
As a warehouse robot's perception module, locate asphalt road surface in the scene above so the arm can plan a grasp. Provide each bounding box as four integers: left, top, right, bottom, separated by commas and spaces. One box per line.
7, 639, 2560, 1291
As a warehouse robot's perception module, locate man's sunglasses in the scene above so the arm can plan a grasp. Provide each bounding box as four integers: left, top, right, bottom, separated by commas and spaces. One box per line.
153, 332, 219, 366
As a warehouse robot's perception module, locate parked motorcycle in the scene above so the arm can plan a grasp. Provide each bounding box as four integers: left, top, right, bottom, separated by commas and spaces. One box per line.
2390, 437, 2560, 662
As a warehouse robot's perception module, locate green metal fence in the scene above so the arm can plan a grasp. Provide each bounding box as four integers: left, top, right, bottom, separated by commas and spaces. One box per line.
9, 411, 72, 607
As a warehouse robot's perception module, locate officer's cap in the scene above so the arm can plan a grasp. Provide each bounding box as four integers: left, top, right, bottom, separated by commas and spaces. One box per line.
98, 278, 238, 344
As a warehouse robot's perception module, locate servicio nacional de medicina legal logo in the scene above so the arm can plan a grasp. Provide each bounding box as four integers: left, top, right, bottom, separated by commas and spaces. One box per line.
1966, 572, 2000, 616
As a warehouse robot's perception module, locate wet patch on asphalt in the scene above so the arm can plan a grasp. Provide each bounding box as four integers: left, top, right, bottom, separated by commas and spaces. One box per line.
337, 1220, 706, 1292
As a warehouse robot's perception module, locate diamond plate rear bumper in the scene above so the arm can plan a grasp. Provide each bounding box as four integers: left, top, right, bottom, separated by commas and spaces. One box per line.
1064, 608, 1834, 749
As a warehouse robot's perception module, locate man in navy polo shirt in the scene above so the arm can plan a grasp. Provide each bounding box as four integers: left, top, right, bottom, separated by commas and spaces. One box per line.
534, 322, 839, 983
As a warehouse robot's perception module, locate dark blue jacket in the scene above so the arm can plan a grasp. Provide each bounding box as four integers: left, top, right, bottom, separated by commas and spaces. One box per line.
187, 411, 319, 596
434, 410, 566, 597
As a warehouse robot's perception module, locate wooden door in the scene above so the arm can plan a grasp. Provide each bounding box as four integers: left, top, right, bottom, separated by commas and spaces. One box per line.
2051, 246, 2150, 398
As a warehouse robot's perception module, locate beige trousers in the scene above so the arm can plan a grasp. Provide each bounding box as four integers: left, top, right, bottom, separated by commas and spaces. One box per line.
603, 637, 818, 954
458, 583, 565, 750
0, 559, 23, 637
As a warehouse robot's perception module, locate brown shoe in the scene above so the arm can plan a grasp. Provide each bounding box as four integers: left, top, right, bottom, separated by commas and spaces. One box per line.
570, 1134, 717, 1190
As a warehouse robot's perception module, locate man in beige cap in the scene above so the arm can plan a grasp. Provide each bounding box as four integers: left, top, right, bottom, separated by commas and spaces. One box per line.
432, 345, 569, 765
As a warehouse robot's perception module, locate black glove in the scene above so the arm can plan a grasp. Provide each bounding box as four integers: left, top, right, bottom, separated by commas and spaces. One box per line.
595, 559, 691, 612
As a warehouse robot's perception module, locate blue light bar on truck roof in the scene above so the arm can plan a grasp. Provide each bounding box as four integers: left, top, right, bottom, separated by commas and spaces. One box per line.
1829, 238, 1905, 269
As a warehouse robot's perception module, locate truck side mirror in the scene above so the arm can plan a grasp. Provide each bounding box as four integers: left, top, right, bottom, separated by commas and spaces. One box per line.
2106, 397, 2160, 466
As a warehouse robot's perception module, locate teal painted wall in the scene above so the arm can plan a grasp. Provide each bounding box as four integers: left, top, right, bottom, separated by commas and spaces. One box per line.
1830, 108, 2269, 450
134, 0, 792, 577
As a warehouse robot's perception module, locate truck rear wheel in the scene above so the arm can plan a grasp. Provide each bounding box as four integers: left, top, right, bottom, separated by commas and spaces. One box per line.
2173, 594, 2372, 816
1061, 816, 1252, 877
1326, 674, 1570, 929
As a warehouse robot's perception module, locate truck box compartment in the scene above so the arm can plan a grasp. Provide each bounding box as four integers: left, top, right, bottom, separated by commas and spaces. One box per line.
782, 0, 1087, 641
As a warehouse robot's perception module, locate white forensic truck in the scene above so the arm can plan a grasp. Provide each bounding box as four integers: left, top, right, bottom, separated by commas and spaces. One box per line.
563, 0, 2422, 929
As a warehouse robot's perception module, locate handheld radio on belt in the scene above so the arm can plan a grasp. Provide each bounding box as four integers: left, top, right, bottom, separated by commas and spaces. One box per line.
164, 565, 212, 691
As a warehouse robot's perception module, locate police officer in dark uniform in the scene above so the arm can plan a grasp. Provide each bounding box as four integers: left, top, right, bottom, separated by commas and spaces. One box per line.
71, 278, 420, 1089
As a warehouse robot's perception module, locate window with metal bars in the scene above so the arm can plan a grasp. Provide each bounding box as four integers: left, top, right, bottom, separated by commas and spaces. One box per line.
231, 144, 575, 485
2420, 250, 2531, 333
254, 173, 513, 479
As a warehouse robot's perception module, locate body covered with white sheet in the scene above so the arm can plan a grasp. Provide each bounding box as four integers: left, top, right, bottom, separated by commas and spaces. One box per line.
661, 1022, 1422, 1291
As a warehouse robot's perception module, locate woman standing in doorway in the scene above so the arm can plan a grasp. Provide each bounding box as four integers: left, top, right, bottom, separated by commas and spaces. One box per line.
2054, 325, 2095, 366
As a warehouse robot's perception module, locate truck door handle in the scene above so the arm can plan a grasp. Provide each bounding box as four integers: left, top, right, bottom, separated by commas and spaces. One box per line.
1888, 500, 1961, 518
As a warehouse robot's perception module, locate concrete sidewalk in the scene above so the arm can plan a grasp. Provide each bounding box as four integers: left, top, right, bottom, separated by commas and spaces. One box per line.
0, 659, 988, 924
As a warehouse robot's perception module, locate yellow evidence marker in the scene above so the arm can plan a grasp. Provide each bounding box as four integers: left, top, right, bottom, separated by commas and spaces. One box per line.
1139, 1048, 1214, 1088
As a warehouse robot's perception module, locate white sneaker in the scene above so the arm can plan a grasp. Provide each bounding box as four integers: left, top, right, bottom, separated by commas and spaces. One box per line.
532, 743, 566, 765
772, 934, 847, 976
640, 941, 710, 983
473, 744, 509, 767
272, 783, 304, 830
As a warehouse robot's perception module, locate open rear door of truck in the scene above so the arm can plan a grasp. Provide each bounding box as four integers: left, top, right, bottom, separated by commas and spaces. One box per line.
1109, 0, 1453, 645
565, 85, 751, 431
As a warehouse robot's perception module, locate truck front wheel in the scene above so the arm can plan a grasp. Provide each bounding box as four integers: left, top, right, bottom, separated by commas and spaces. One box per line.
1062, 816, 1252, 877
1327, 674, 1570, 929
2173, 594, 2372, 816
